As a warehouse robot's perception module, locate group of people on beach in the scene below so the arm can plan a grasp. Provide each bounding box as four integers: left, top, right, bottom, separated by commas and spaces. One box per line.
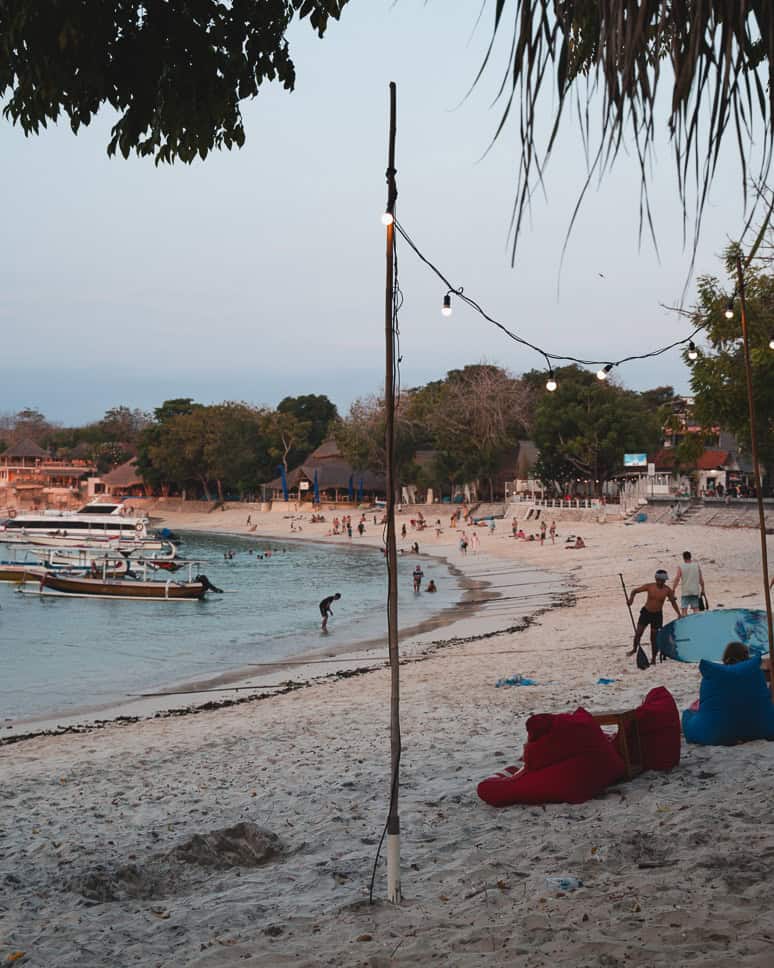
627, 550, 707, 666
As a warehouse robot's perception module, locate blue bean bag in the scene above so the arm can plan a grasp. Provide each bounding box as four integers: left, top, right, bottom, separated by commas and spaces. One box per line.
682, 657, 774, 746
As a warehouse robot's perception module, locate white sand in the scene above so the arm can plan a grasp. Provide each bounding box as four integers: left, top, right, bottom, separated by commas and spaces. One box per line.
2, 510, 773, 967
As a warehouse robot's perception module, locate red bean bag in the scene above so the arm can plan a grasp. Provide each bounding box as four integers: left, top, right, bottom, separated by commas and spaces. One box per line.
477, 707, 625, 807
635, 686, 681, 770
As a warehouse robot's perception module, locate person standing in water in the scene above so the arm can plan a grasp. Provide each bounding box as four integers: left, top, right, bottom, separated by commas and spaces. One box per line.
319, 592, 341, 631
627, 570, 681, 665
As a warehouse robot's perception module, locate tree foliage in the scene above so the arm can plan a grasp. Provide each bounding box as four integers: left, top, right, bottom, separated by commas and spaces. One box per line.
528, 365, 661, 494
689, 248, 774, 476
0, 0, 350, 163
487, 2, 774, 260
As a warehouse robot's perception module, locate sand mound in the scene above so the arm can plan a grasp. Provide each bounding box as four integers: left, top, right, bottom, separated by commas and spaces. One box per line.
169, 821, 282, 869
70, 823, 283, 902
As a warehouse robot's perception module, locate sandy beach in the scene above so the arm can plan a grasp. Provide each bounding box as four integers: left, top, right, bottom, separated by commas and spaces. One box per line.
2, 507, 774, 967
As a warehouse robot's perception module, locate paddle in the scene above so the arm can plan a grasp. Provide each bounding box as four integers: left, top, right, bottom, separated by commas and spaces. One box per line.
620, 572, 651, 669
619, 573, 637, 632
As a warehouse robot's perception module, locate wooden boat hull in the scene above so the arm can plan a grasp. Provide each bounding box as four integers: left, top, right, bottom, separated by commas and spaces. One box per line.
0, 564, 47, 583
41, 573, 206, 600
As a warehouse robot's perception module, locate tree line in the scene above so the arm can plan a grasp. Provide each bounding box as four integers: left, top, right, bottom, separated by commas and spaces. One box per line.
2, 246, 771, 500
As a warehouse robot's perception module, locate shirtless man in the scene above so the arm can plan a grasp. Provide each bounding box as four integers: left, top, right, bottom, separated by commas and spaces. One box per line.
627, 569, 681, 665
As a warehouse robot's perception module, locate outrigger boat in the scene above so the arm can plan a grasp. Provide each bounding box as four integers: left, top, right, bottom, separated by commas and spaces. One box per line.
21, 560, 223, 600
36, 573, 217, 600
0, 550, 129, 583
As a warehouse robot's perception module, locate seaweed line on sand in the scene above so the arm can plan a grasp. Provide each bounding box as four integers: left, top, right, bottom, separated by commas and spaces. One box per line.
1, 593, 576, 747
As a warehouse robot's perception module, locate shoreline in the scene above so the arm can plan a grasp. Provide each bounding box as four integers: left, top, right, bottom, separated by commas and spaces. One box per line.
1, 513, 568, 741
3, 519, 774, 966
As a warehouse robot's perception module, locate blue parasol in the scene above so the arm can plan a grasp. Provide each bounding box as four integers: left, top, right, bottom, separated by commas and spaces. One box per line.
357, 477, 364, 503
313, 469, 320, 503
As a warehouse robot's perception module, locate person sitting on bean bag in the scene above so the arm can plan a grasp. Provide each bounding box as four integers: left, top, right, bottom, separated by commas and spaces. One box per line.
682, 646, 774, 746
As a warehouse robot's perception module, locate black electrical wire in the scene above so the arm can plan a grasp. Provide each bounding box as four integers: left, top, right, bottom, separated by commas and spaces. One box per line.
394, 219, 703, 370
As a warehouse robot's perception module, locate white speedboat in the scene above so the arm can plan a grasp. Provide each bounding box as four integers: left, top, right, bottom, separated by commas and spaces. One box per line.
0, 500, 160, 548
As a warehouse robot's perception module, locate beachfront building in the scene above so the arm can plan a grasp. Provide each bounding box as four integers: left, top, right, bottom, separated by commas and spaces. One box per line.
0, 438, 96, 510
90, 458, 147, 499
265, 439, 386, 504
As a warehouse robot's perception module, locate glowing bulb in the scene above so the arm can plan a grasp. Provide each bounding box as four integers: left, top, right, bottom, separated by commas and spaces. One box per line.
724, 299, 734, 320
441, 293, 452, 317
687, 341, 698, 361
596, 363, 613, 381
769, 334, 774, 350
546, 375, 557, 392
381, 211, 394, 226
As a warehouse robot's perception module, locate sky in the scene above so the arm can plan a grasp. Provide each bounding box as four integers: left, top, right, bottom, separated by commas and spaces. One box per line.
0, 3, 754, 426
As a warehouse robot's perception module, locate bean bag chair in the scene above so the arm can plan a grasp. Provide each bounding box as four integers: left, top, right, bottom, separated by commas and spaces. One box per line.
682, 657, 774, 746
477, 707, 625, 807
633, 686, 681, 771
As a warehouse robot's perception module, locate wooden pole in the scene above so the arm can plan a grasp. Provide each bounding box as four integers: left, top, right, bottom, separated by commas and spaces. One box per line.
735, 253, 774, 695
383, 81, 401, 904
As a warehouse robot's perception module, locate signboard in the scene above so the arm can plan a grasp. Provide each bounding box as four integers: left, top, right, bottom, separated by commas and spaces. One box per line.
623, 453, 648, 468
299, 481, 310, 491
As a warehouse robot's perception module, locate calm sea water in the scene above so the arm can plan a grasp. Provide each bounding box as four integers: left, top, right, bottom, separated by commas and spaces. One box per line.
0, 532, 459, 723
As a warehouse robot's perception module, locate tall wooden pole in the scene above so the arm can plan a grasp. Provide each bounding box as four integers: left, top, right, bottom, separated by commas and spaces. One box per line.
383, 81, 402, 904
735, 253, 774, 694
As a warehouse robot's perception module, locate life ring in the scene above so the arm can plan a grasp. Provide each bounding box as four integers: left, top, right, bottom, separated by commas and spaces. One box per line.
135, 522, 143, 532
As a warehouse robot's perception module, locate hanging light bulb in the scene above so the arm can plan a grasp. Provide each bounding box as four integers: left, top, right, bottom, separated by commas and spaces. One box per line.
687, 341, 698, 360
546, 371, 557, 392
596, 363, 613, 381
724, 299, 734, 320
769, 334, 774, 350
441, 293, 452, 317
381, 211, 394, 226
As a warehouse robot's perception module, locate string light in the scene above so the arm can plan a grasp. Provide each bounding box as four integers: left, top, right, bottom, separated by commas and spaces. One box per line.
724, 299, 734, 320
393, 219, 703, 377
381, 211, 394, 226
688, 341, 699, 360
596, 363, 613, 381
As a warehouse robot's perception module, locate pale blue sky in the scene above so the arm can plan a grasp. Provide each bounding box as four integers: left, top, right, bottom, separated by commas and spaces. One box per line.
0, 3, 747, 425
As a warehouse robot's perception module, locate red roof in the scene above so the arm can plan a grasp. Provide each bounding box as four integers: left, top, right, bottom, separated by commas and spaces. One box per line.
651, 449, 730, 471
695, 450, 731, 470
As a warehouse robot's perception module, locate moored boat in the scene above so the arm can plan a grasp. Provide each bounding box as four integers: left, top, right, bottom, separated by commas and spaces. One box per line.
0, 500, 149, 544
37, 571, 222, 600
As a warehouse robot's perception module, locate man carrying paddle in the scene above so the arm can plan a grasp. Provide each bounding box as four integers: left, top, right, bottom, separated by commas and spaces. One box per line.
627, 570, 681, 665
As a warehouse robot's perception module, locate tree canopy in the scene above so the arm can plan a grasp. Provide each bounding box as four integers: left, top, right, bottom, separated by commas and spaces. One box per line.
2, 0, 770, 244
689, 246, 774, 473
525, 364, 662, 494
0, 0, 350, 163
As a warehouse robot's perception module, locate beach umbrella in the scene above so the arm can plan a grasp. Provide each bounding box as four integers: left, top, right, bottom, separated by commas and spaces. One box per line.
313, 469, 320, 504
278, 464, 289, 502
357, 478, 364, 503
348, 474, 354, 501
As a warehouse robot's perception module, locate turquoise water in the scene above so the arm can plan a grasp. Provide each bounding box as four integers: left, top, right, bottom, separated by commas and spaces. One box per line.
0, 532, 459, 723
